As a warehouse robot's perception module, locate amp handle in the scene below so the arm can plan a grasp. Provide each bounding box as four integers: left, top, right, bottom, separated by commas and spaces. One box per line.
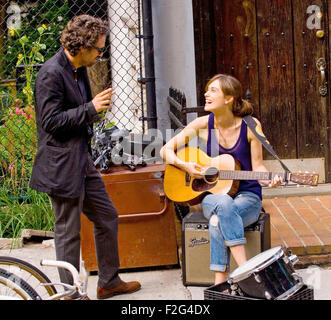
118, 192, 169, 220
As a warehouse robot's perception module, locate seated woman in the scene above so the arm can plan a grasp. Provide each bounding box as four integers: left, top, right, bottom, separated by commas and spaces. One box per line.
160, 74, 282, 284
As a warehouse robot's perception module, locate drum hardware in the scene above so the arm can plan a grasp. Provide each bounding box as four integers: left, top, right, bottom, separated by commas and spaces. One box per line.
230, 284, 237, 290
288, 254, 298, 265
265, 291, 272, 300
227, 279, 242, 296
230, 283, 238, 294
230, 283, 243, 296
253, 273, 262, 283
283, 252, 299, 269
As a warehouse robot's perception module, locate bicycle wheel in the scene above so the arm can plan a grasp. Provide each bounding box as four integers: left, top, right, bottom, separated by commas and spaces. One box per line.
0, 256, 57, 299
0, 268, 40, 300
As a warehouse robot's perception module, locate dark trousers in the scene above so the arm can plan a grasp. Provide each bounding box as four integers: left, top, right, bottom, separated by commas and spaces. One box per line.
50, 155, 121, 290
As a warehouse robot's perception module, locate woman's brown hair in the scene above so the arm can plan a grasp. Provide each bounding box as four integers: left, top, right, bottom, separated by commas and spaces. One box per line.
60, 14, 108, 56
205, 74, 254, 117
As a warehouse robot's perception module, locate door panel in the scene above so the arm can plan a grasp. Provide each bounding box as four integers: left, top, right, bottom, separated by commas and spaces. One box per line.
256, 0, 297, 159
216, 0, 260, 116
293, 1, 329, 161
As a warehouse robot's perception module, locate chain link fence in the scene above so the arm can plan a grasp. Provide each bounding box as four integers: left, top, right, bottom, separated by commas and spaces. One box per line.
0, 0, 148, 204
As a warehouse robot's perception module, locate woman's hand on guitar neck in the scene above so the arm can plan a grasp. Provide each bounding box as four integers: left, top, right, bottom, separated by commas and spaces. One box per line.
265, 174, 283, 188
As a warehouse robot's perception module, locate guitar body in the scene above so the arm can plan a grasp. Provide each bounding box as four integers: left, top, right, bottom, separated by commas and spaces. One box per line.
164, 147, 240, 205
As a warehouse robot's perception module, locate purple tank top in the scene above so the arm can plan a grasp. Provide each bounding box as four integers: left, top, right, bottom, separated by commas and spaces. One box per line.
206, 113, 262, 199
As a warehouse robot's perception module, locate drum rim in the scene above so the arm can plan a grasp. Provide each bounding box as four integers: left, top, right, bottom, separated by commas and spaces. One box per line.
275, 282, 304, 300
228, 246, 285, 282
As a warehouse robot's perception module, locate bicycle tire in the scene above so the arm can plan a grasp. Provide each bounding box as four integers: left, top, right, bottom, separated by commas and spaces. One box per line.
0, 268, 41, 300
0, 256, 57, 299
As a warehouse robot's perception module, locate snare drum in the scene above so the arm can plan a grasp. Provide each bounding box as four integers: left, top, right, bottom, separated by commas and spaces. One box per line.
228, 246, 303, 300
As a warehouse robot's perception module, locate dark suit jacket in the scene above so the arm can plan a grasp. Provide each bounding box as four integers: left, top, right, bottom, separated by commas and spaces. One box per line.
29, 48, 100, 198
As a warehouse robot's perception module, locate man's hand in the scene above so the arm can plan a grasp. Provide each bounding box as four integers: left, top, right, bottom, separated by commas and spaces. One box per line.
92, 88, 115, 113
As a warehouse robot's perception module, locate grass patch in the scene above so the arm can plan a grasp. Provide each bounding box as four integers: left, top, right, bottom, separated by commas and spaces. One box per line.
0, 188, 54, 239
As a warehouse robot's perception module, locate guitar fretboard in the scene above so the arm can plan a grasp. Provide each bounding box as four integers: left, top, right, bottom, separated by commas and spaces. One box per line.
219, 170, 287, 181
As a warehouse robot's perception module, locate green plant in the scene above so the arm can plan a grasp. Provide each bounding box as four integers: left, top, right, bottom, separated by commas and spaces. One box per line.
13, 25, 48, 106
2, 0, 68, 81
0, 23, 50, 195
0, 2, 69, 239
0, 91, 13, 123
0, 189, 54, 239
0, 103, 36, 196
0, 103, 54, 240
0, 25, 48, 239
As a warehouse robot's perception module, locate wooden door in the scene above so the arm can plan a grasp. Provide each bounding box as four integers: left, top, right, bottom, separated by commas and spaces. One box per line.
192, 0, 331, 182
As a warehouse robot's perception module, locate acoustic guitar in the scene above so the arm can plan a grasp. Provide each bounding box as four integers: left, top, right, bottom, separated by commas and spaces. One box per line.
163, 146, 319, 205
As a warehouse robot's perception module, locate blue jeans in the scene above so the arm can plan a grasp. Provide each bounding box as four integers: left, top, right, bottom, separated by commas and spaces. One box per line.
201, 191, 262, 272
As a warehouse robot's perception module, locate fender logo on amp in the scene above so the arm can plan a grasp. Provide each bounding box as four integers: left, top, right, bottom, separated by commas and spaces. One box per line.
188, 237, 209, 247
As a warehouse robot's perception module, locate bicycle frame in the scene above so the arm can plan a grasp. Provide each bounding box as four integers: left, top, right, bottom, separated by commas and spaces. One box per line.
40, 259, 88, 300
0, 259, 88, 300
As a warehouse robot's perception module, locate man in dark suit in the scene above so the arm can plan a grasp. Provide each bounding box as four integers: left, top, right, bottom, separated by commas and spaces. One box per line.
30, 14, 141, 300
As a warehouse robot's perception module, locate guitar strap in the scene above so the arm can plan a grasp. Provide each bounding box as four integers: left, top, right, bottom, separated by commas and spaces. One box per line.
243, 115, 291, 174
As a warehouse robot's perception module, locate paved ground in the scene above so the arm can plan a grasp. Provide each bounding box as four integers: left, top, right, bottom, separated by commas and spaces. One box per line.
0, 184, 331, 301
263, 187, 331, 257
1, 242, 331, 300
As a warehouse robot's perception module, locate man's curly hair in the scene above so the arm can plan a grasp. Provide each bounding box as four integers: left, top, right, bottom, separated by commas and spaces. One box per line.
60, 15, 108, 56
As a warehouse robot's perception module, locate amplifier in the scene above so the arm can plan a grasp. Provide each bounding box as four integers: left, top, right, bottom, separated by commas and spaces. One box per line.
182, 210, 270, 286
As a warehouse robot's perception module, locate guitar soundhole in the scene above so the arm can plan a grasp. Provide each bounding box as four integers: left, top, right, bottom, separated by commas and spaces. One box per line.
205, 167, 218, 183
192, 179, 217, 192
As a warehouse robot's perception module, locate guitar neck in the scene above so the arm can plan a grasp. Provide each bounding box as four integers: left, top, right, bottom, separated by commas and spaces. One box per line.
219, 170, 287, 181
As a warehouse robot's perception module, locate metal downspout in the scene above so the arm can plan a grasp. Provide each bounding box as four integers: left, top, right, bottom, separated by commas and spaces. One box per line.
140, 0, 157, 129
